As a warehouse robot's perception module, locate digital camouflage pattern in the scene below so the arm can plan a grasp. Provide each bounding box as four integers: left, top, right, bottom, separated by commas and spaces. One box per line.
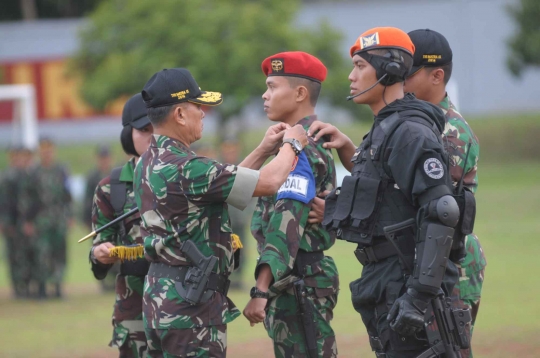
92, 158, 147, 357
146, 325, 227, 358
440, 95, 487, 357
34, 163, 72, 285
251, 115, 339, 357
134, 134, 242, 332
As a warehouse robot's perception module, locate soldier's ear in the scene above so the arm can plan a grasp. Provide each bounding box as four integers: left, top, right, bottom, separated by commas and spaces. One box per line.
431, 68, 445, 86
296, 85, 309, 103
173, 104, 187, 126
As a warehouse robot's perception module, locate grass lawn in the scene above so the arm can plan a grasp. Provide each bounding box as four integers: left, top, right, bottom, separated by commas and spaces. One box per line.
0, 161, 539, 357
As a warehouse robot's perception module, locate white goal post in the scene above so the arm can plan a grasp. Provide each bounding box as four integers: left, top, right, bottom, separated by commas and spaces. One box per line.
0, 84, 38, 149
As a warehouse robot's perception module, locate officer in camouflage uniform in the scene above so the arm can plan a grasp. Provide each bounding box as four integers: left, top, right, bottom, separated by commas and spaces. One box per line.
243, 52, 339, 358
134, 68, 308, 358
34, 138, 72, 298
405, 29, 487, 357
90, 93, 153, 358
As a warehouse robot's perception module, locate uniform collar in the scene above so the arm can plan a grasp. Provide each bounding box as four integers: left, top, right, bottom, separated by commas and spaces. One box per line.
150, 134, 193, 154
437, 93, 457, 114
296, 114, 318, 130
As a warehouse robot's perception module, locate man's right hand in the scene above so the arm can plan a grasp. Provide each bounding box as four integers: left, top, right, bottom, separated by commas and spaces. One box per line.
308, 121, 349, 149
258, 122, 290, 156
93, 242, 119, 265
283, 124, 308, 148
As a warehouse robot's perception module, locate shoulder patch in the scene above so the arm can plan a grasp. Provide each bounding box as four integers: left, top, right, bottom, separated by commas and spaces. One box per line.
277, 152, 315, 204
424, 158, 444, 179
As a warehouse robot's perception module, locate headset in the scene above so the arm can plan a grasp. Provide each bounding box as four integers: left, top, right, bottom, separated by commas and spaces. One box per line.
347, 49, 411, 101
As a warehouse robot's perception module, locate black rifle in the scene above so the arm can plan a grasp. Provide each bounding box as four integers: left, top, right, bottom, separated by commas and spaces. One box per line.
175, 239, 218, 305
383, 220, 471, 358
293, 279, 319, 358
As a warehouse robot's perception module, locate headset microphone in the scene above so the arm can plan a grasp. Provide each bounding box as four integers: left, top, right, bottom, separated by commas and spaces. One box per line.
346, 73, 388, 101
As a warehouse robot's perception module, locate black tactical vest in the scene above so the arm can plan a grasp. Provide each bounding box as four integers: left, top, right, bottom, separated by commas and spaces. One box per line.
323, 111, 444, 246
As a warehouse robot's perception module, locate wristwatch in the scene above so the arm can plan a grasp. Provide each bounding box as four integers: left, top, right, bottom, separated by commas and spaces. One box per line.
250, 287, 269, 299
281, 138, 303, 156
89, 246, 98, 264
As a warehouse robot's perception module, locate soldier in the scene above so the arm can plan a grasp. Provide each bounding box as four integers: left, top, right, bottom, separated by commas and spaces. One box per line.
134, 67, 308, 358
83, 145, 113, 230
90, 93, 153, 358
34, 138, 72, 298
308, 27, 462, 357
243, 52, 339, 358
0, 146, 27, 297
84, 145, 119, 292
404, 29, 486, 357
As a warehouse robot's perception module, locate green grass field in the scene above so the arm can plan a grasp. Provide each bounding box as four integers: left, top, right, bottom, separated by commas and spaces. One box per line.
0, 115, 539, 357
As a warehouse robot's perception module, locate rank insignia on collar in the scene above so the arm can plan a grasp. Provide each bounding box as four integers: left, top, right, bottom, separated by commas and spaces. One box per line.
360, 32, 380, 49
271, 59, 284, 73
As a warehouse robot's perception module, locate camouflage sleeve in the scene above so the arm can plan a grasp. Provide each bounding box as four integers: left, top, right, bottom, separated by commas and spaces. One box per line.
443, 118, 480, 194
256, 199, 310, 282
183, 157, 256, 207
91, 177, 118, 246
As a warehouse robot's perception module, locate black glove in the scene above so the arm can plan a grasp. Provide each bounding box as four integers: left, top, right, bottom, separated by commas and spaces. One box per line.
387, 288, 430, 336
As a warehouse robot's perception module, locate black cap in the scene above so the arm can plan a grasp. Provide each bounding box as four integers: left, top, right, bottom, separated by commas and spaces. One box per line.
122, 93, 151, 129
407, 29, 452, 77
142, 68, 222, 109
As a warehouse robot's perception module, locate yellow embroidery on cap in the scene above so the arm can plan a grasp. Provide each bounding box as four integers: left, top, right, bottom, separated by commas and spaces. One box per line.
171, 89, 190, 99
197, 91, 221, 103
271, 60, 283, 71
422, 54, 442, 63
360, 32, 380, 49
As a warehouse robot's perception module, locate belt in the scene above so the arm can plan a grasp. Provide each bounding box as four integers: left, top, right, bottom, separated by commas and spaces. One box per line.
147, 262, 230, 295
292, 250, 324, 276
354, 236, 415, 266
120, 258, 150, 277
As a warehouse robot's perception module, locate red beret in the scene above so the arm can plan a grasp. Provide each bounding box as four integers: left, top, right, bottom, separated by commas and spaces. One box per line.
261, 51, 327, 83
350, 27, 415, 57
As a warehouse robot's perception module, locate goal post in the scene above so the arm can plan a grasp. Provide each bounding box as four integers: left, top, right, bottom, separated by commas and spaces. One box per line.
0, 84, 38, 149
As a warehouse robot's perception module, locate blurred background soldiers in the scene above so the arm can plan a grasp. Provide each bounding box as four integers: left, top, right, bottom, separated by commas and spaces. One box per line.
82, 144, 118, 292
34, 138, 72, 298
83, 145, 112, 230
0, 146, 29, 298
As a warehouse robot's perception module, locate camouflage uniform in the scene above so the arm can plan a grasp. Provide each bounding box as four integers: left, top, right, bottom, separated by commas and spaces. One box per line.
34, 163, 72, 289
251, 116, 339, 358
92, 158, 147, 358
0, 166, 29, 297
440, 95, 487, 357
134, 134, 259, 358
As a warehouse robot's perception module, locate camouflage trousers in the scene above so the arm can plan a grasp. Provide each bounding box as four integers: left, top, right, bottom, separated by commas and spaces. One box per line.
111, 319, 148, 358
264, 286, 338, 358
3, 227, 32, 296
40, 226, 68, 284
145, 325, 227, 358
451, 234, 486, 358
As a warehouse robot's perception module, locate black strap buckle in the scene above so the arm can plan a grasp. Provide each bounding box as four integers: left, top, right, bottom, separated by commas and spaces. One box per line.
354, 246, 378, 265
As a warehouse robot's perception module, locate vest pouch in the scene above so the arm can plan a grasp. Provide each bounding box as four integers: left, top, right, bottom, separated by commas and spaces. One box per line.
321, 187, 339, 230
451, 187, 477, 250
325, 176, 359, 231
340, 175, 381, 245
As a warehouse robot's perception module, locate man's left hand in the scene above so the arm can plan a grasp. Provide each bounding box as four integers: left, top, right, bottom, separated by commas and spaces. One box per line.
387, 288, 429, 336
243, 298, 268, 327
308, 190, 329, 224
258, 123, 290, 156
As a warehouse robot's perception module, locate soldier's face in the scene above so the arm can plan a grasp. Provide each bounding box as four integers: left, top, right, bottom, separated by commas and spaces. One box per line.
404, 67, 431, 100
132, 124, 154, 156
39, 143, 55, 165
348, 55, 383, 105
262, 76, 297, 122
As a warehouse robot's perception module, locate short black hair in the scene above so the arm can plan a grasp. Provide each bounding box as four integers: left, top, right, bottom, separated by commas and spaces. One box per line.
147, 104, 177, 127
427, 62, 453, 84
120, 125, 138, 157
286, 77, 322, 106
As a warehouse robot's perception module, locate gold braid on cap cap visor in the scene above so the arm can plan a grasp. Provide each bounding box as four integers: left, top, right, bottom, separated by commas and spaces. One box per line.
190, 91, 222, 105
